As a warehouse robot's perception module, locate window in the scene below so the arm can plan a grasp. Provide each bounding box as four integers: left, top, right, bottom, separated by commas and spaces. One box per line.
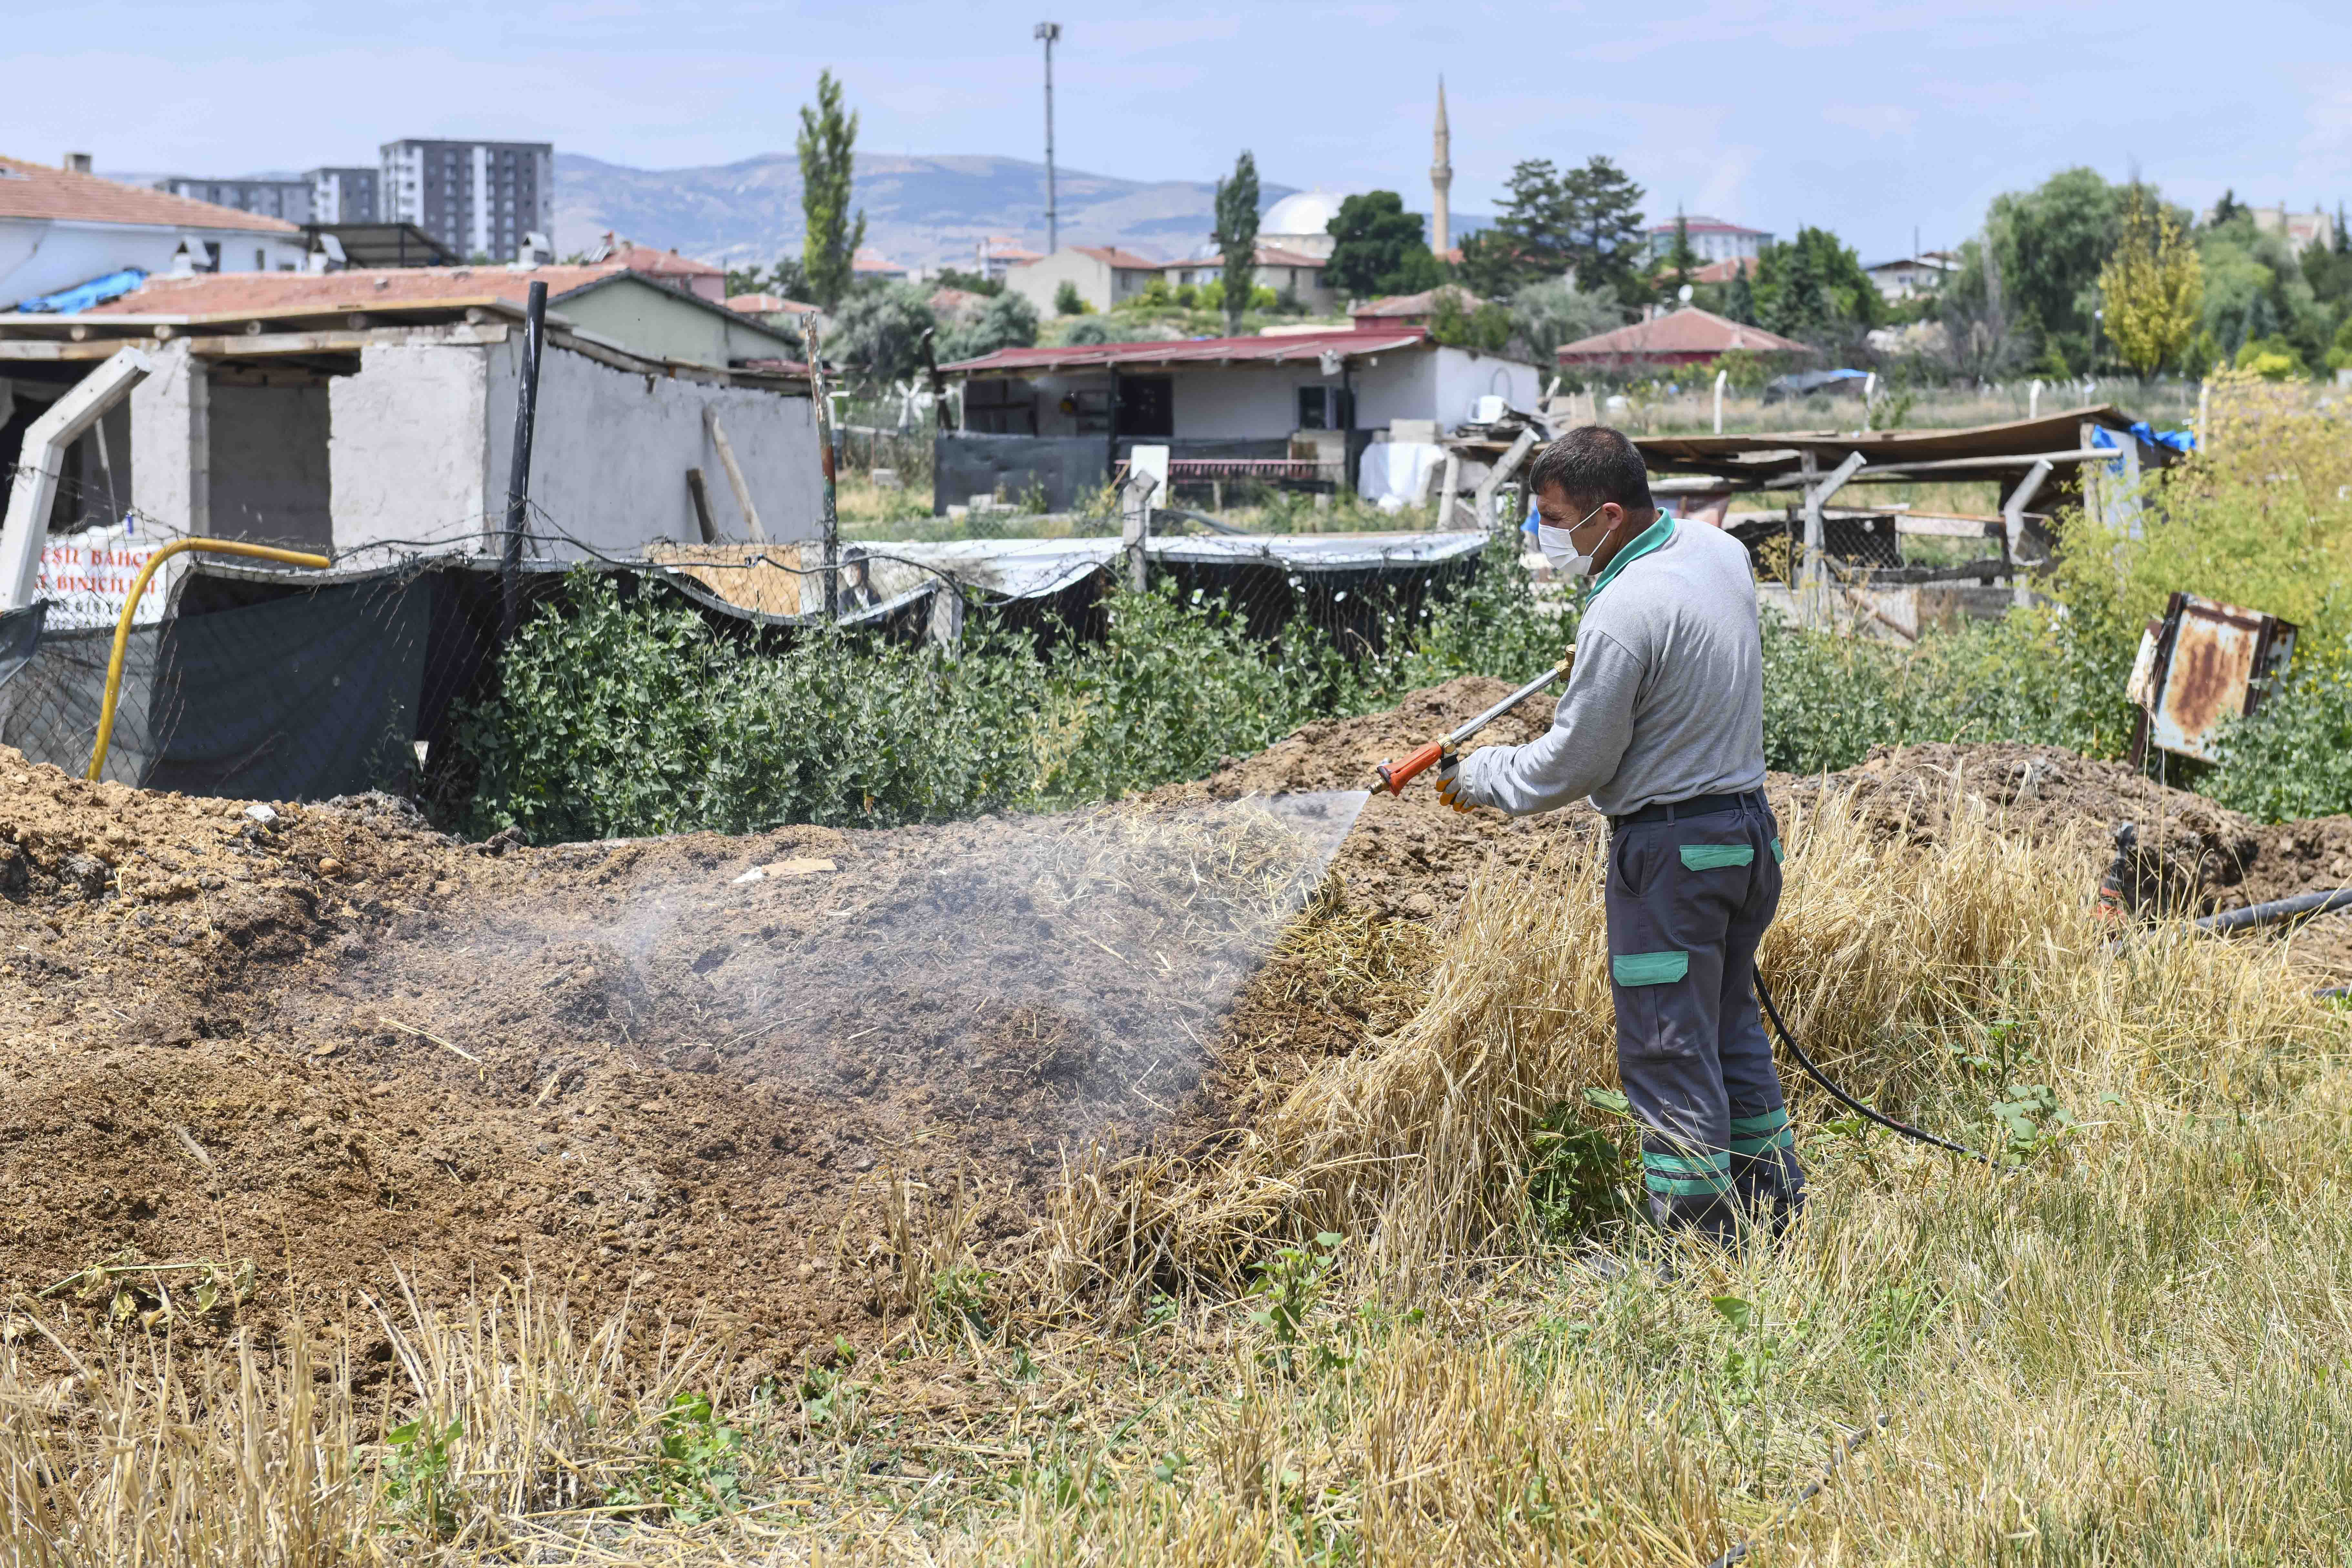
1115, 375, 1174, 438
1296, 385, 1354, 431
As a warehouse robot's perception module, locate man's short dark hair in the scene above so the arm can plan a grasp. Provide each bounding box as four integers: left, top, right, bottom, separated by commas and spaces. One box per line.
1526, 425, 1653, 514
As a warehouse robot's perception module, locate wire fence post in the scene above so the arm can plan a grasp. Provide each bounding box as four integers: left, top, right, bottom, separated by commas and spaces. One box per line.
501, 280, 548, 641
804, 313, 840, 621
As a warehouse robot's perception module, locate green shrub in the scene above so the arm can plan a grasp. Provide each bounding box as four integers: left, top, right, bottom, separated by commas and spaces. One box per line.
458, 573, 1051, 841
1037, 584, 1368, 803
2206, 665, 2352, 822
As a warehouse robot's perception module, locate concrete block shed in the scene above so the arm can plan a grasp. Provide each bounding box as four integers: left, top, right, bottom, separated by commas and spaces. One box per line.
0, 265, 821, 566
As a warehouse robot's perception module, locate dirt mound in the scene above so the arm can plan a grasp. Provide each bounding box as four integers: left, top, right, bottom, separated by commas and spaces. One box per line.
0, 751, 1354, 1362
1781, 741, 2352, 914
9, 690, 2352, 1364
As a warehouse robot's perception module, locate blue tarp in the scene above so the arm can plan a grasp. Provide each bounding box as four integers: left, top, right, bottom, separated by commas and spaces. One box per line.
14, 268, 147, 316
2091, 421, 2196, 455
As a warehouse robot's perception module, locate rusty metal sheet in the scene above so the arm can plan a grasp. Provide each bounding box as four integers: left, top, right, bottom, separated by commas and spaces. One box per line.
2148, 595, 2296, 763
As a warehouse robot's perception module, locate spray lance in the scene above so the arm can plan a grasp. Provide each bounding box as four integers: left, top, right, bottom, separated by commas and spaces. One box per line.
1374, 648, 1576, 796
1369, 659, 1992, 1167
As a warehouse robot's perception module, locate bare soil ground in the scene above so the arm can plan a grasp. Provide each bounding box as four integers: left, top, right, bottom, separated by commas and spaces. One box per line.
6, 680, 2346, 1368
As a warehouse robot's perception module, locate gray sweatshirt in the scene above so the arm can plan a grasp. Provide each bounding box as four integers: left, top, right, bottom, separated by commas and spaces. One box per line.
1459, 516, 1765, 818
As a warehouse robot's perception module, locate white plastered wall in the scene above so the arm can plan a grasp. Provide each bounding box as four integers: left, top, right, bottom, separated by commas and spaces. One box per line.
328, 340, 492, 555
481, 338, 823, 556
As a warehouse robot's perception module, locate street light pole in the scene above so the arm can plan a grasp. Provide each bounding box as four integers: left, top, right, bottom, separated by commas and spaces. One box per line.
1035, 22, 1061, 254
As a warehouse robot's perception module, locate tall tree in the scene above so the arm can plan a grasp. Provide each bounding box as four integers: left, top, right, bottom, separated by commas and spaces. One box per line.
1213, 151, 1260, 336
1940, 234, 2017, 378
1455, 155, 1648, 305
1324, 191, 1443, 298
2100, 188, 2204, 378
798, 69, 866, 309
1561, 156, 1649, 304
1661, 212, 1701, 298
1750, 227, 1879, 347
1987, 168, 2120, 373
1459, 159, 1566, 295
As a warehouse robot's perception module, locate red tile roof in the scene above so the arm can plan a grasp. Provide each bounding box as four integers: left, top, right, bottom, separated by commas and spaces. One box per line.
1690, 256, 1759, 283
943, 325, 1427, 374
599, 239, 721, 276
0, 154, 300, 233
81, 264, 633, 320
1556, 307, 1809, 360
725, 292, 818, 314
1352, 287, 1488, 319
1069, 245, 1164, 271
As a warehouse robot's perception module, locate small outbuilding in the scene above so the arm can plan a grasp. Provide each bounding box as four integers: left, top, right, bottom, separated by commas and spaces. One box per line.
0, 265, 819, 577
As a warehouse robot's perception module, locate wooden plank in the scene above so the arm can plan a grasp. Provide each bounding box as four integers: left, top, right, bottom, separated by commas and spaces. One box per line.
185, 322, 511, 357
1894, 512, 2004, 538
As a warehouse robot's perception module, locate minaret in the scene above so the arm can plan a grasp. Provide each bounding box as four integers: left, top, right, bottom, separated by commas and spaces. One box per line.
1431, 77, 1453, 256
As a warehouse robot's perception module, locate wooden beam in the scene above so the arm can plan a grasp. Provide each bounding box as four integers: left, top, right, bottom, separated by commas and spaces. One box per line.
686, 467, 718, 543
704, 408, 765, 541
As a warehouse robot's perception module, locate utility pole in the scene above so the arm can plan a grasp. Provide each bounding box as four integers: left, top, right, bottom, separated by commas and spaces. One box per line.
1035, 22, 1061, 254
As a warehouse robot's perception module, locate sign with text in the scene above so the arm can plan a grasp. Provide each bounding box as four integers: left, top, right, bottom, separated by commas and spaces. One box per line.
37, 531, 182, 631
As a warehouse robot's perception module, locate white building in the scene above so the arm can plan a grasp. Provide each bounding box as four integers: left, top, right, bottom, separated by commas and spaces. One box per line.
379, 139, 554, 263
1863, 251, 1959, 301
1645, 215, 1773, 264
0, 154, 309, 306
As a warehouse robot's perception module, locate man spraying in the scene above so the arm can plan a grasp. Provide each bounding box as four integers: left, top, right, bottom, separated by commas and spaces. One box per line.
1438, 425, 1802, 1243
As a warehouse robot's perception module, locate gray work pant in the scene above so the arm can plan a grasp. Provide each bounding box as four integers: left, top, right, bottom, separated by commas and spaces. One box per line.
1604, 793, 1804, 1242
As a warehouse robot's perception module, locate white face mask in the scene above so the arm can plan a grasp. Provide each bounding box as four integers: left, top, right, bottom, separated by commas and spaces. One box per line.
1537, 502, 1610, 578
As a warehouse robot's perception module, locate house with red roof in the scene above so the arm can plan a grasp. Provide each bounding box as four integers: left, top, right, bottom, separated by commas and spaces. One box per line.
1003, 244, 1167, 315
934, 325, 1539, 511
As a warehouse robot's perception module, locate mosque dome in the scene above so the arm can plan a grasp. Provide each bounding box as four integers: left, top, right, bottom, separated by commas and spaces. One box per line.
1262, 190, 1350, 238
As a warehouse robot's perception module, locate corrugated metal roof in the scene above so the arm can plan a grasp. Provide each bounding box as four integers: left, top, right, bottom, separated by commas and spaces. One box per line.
73, 263, 627, 319
942, 326, 1429, 374
1635, 405, 2152, 481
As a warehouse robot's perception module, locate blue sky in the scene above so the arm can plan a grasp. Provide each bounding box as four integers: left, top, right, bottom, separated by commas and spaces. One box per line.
6, 0, 2349, 260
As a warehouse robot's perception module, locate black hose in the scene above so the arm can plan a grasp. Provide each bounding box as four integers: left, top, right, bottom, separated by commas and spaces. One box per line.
1752, 967, 1989, 1165
2194, 886, 2352, 934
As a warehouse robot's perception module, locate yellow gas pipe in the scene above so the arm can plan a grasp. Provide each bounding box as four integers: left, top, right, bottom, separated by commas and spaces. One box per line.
85, 538, 332, 781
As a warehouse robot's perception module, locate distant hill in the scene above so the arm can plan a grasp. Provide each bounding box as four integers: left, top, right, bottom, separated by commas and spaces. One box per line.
107, 151, 1486, 276
553, 150, 1304, 272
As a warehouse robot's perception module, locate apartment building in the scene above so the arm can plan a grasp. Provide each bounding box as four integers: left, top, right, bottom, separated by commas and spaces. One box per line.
378, 140, 554, 261
152, 176, 314, 226
308, 166, 381, 224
